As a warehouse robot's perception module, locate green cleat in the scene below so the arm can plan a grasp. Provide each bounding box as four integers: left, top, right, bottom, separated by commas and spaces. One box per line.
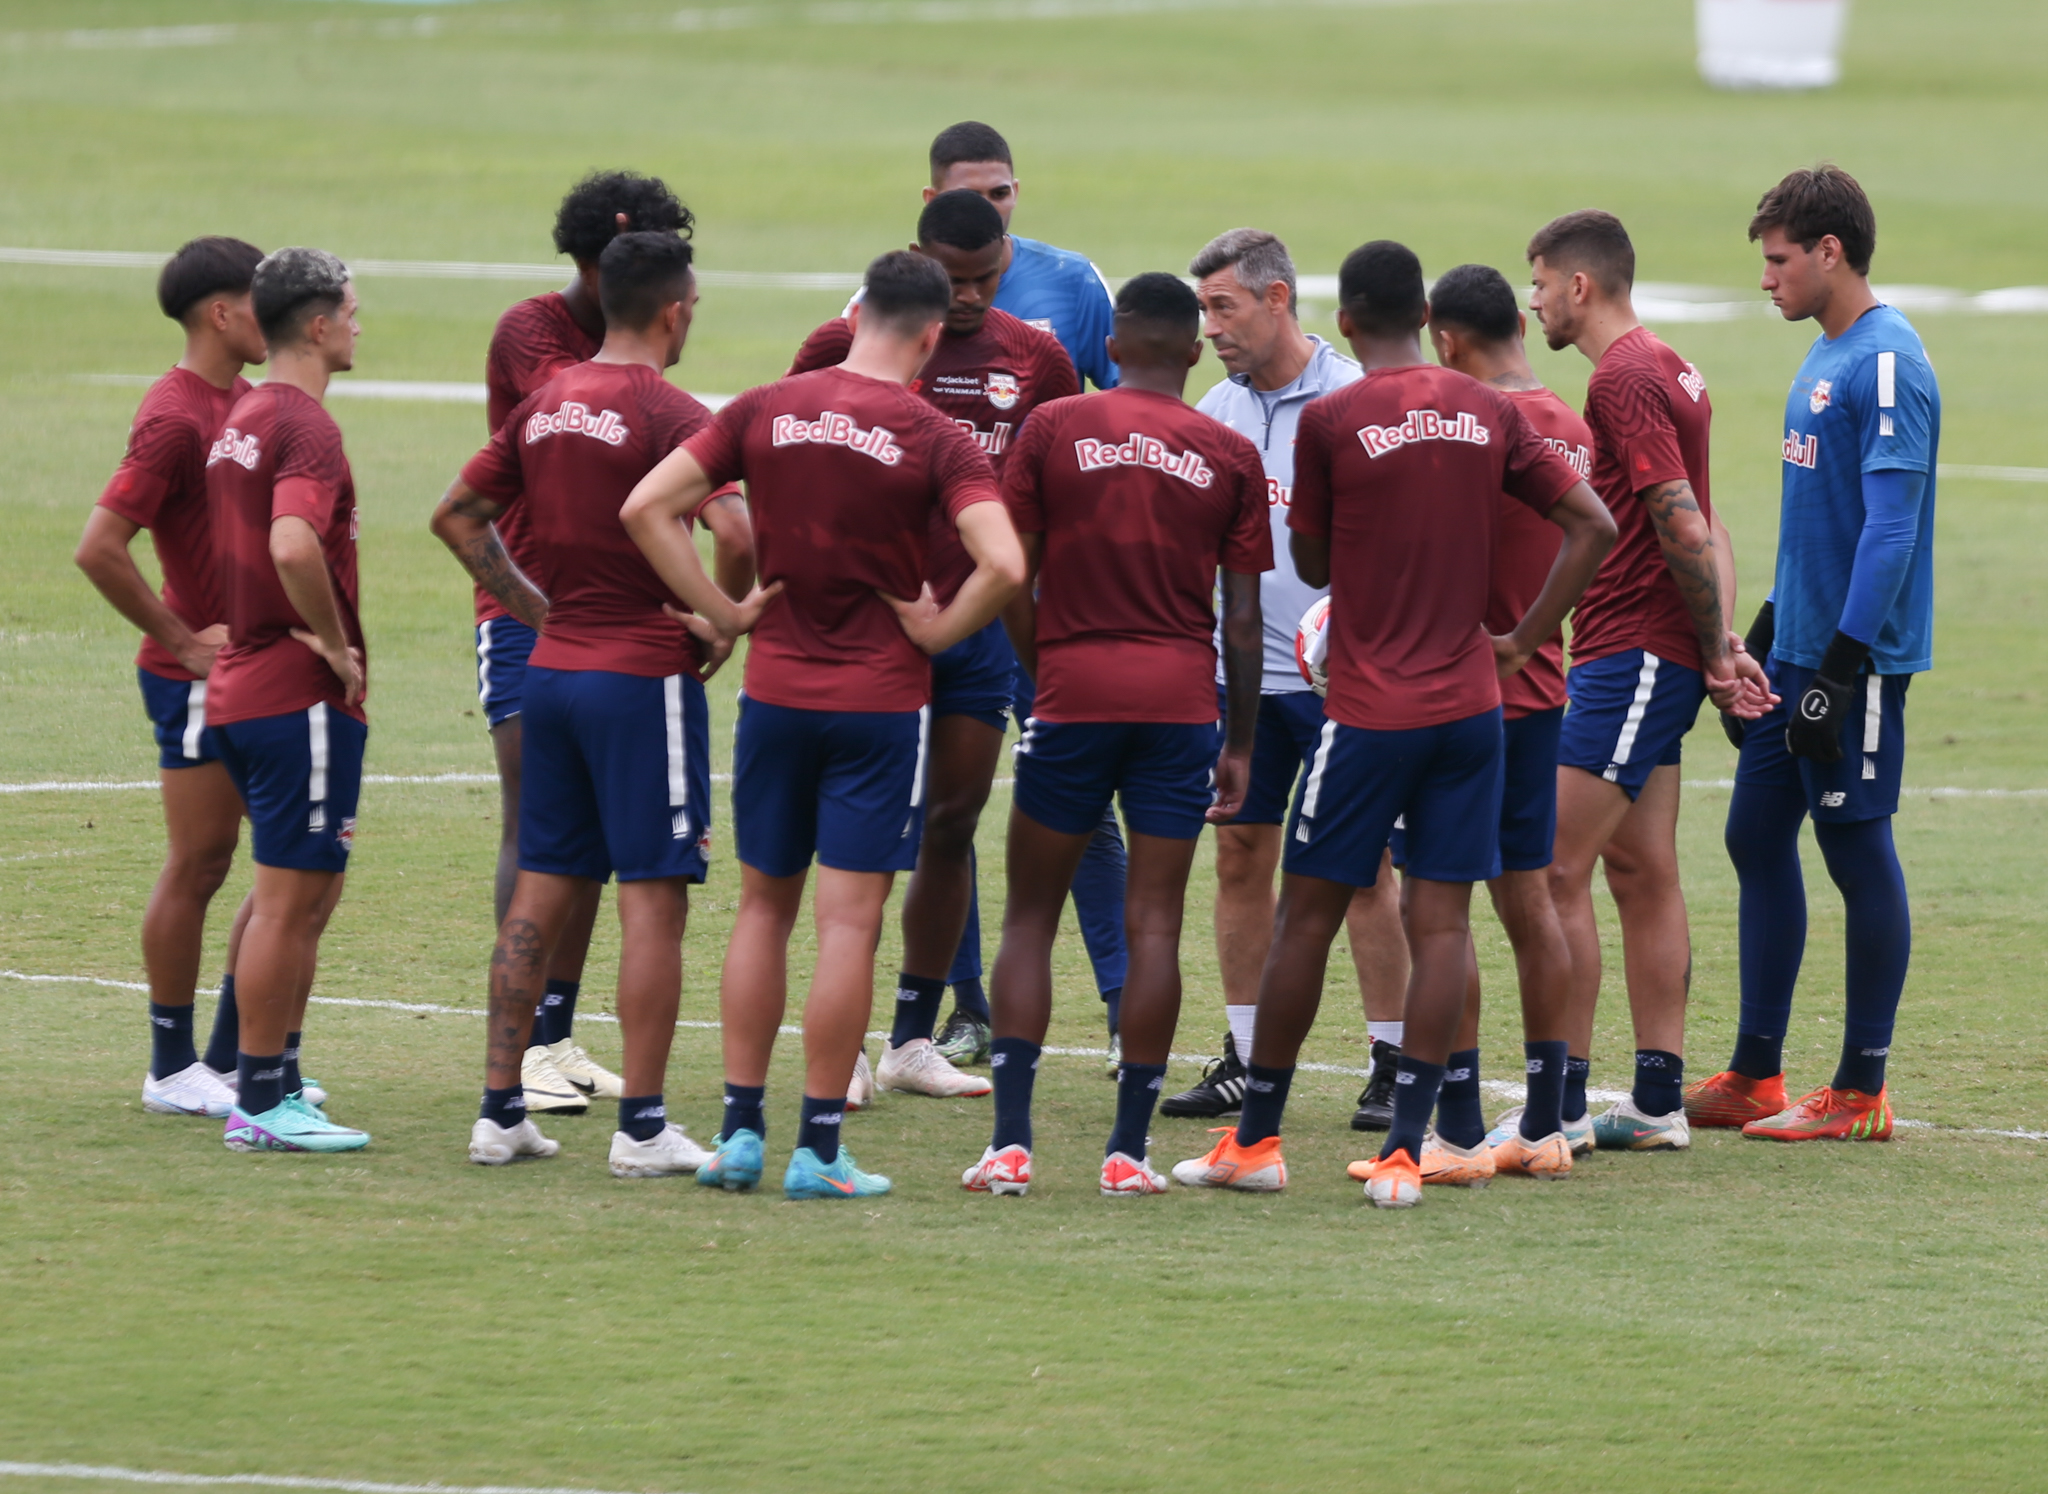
933, 1008, 991, 1066
223, 1100, 369, 1154
1591, 1095, 1691, 1151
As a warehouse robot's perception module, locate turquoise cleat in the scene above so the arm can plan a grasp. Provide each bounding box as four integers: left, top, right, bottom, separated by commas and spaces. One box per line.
783, 1146, 891, 1200
223, 1100, 369, 1154
697, 1129, 766, 1192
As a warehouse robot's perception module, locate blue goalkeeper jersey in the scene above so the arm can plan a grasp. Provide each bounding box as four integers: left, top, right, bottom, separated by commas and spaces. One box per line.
992, 234, 1119, 391
1775, 304, 1940, 675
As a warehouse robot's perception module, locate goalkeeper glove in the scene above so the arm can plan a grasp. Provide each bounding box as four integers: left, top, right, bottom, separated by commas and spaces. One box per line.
1785, 629, 1871, 764
1721, 599, 1775, 749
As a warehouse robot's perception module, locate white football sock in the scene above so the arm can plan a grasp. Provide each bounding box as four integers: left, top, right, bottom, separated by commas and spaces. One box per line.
1367, 1021, 1405, 1049
1225, 1005, 1258, 1064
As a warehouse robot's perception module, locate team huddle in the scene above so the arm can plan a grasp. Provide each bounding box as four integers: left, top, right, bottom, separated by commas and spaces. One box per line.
84, 121, 1939, 1207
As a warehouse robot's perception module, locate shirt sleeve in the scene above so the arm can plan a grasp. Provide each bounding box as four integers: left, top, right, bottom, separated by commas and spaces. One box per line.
1498, 396, 1584, 514
1220, 439, 1275, 573
926, 407, 1002, 519
787, 319, 854, 377
1037, 334, 1082, 404
459, 407, 526, 508
96, 406, 196, 527
1860, 348, 1937, 474
1589, 363, 1688, 495
1286, 402, 1334, 539
1073, 263, 1120, 391
999, 405, 1057, 534
682, 387, 758, 489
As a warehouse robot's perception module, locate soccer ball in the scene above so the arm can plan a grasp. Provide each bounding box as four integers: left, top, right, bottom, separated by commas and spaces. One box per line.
1295, 597, 1331, 697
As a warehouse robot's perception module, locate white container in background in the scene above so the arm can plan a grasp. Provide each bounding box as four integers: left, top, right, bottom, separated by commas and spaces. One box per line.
1697, 0, 1849, 90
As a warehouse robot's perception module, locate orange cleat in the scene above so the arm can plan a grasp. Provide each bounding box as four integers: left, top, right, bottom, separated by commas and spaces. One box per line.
1684, 1069, 1789, 1128
1741, 1085, 1893, 1142
1350, 1134, 1493, 1188
1171, 1128, 1287, 1191
1490, 1129, 1573, 1180
1363, 1146, 1423, 1208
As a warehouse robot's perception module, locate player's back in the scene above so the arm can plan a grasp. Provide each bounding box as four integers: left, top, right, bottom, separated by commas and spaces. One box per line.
1491, 387, 1593, 717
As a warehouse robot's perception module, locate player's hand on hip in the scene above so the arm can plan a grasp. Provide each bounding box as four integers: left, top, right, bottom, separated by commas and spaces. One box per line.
1487, 631, 1531, 681
292, 629, 365, 707
876, 583, 949, 655
177, 622, 230, 679
1205, 745, 1252, 824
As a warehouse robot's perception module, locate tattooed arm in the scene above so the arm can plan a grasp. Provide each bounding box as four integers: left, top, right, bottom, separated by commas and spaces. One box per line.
429, 479, 549, 630
1641, 479, 1771, 715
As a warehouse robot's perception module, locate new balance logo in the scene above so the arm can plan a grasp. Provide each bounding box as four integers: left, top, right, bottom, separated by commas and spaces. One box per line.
207, 428, 261, 470
1820, 791, 1847, 807
1783, 429, 1818, 468
1355, 409, 1490, 459
1246, 1077, 1275, 1094
1073, 433, 1214, 487
308, 805, 327, 834
671, 810, 690, 840
523, 401, 628, 447
1395, 1071, 1416, 1085
633, 1104, 666, 1121
771, 410, 903, 465
810, 1111, 844, 1126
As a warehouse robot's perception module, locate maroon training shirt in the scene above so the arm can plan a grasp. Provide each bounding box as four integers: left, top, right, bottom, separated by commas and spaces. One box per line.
1491, 387, 1594, 718
1288, 364, 1582, 732
461, 360, 722, 679
476, 292, 603, 626
789, 307, 1076, 604
206, 383, 364, 726
96, 367, 249, 681
1572, 326, 1715, 672
1001, 388, 1271, 724
683, 366, 999, 714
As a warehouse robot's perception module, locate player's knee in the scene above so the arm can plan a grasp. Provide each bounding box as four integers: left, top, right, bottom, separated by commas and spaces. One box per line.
165, 843, 237, 898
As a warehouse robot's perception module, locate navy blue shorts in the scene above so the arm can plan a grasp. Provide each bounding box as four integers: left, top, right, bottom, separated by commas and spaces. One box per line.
1733, 657, 1910, 822
1394, 703, 1566, 873
732, 694, 928, 877
931, 618, 1016, 732
519, 667, 711, 884
139, 667, 220, 769
475, 616, 535, 729
1285, 707, 1504, 886
1212, 687, 1328, 827
1558, 649, 1704, 800
1013, 716, 1217, 840
213, 704, 366, 873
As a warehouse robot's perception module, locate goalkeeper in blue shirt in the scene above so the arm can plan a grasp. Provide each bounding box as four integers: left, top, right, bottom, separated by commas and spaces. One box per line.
1686, 165, 1939, 1143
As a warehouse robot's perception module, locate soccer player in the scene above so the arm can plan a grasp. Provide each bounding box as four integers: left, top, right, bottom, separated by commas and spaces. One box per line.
478, 171, 696, 1117
959, 272, 1269, 1198
1161, 227, 1411, 1130
922, 119, 1131, 1062
623, 251, 1025, 1200
434, 231, 756, 1172
1686, 166, 1937, 1142
1173, 241, 1615, 1209
1525, 210, 1773, 1153
76, 237, 266, 1119
205, 247, 371, 1154
788, 189, 1075, 1100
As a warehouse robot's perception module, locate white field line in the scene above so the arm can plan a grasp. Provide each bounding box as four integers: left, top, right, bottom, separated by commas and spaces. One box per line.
11, 969, 2047, 1139
0, 1462, 698, 1494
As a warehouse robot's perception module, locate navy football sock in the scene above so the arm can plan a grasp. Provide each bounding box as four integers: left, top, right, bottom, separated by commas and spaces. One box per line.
949, 976, 990, 1023
1521, 1041, 1569, 1141
1727, 778, 1809, 1048
1815, 817, 1910, 1095
148, 1002, 197, 1080
1563, 1055, 1590, 1123
1436, 1048, 1484, 1148
1381, 1056, 1446, 1163
1102, 986, 1123, 1036
797, 1094, 845, 1163
534, 978, 580, 1047
1107, 1062, 1166, 1160
989, 1037, 1040, 1152
889, 972, 946, 1048
202, 973, 238, 1074
1633, 1050, 1684, 1116
721, 1082, 766, 1140
618, 1094, 667, 1143
1731, 1031, 1785, 1081
237, 1051, 285, 1116
1233, 1063, 1295, 1146
282, 1031, 304, 1096
480, 1085, 527, 1129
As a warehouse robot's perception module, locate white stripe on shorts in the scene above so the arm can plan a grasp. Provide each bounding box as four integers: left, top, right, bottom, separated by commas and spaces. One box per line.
1863, 673, 1882, 781
476, 619, 495, 709
308, 702, 330, 802
663, 674, 688, 808
180, 680, 208, 760
1298, 718, 1338, 822
910, 705, 932, 809
1604, 654, 1661, 782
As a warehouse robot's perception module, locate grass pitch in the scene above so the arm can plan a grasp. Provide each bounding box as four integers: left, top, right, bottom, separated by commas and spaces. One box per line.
3, 2, 2048, 1491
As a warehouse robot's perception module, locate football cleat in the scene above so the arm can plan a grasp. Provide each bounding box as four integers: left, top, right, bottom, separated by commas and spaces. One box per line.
1347, 1133, 1493, 1188
521, 1046, 588, 1116
1350, 1039, 1401, 1131
544, 1038, 623, 1100
846, 1047, 875, 1112
608, 1122, 713, 1177
1170, 1128, 1286, 1191
697, 1128, 766, 1191
1104, 1029, 1122, 1079
142, 1061, 236, 1118
962, 1143, 1032, 1196
1592, 1095, 1692, 1151
877, 1038, 993, 1097
1484, 1104, 1593, 1156
1159, 1034, 1246, 1118
933, 1008, 992, 1066
1741, 1085, 1893, 1142
223, 1101, 369, 1153
467, 1116, 560, 1166
1101, 1151, 1170, 1196
1685, 1070, 1790, 1129
1490, 1128, 1573, 1180
784, 1146, 892, 1199
1363, 1146, 1423, 1209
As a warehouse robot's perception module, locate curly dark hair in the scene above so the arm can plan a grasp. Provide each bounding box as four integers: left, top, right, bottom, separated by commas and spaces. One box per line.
552, 171, 693, 264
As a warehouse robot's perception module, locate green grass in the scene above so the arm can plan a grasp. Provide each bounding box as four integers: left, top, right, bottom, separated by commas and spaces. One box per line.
3, 1, 2047, 1490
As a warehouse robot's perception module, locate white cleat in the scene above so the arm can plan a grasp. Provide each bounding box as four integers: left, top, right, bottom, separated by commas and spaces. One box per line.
544, 1038, 623, 1100
142, 1061, 236, 1117
962, 1143, 1032, 1195
521, 1045, 589, 1115
1104, 1031, 1122, 1079
1100, 1151, 1170, 1196
877, 1038, 994, 1098
608, 1122, 713, 1178
846, 1046, 876, 1112
468, 1116, 561, 1166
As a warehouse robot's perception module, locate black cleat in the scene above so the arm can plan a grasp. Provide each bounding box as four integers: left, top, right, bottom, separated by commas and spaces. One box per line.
1160, 1033, 1248, 1118
1350, 1040, 1401, 1131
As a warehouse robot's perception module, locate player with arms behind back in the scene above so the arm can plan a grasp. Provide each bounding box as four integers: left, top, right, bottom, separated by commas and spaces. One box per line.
1686, 166, 1937, 1142
960, 273, 1270, 1199
625, 251, 1025, 1200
